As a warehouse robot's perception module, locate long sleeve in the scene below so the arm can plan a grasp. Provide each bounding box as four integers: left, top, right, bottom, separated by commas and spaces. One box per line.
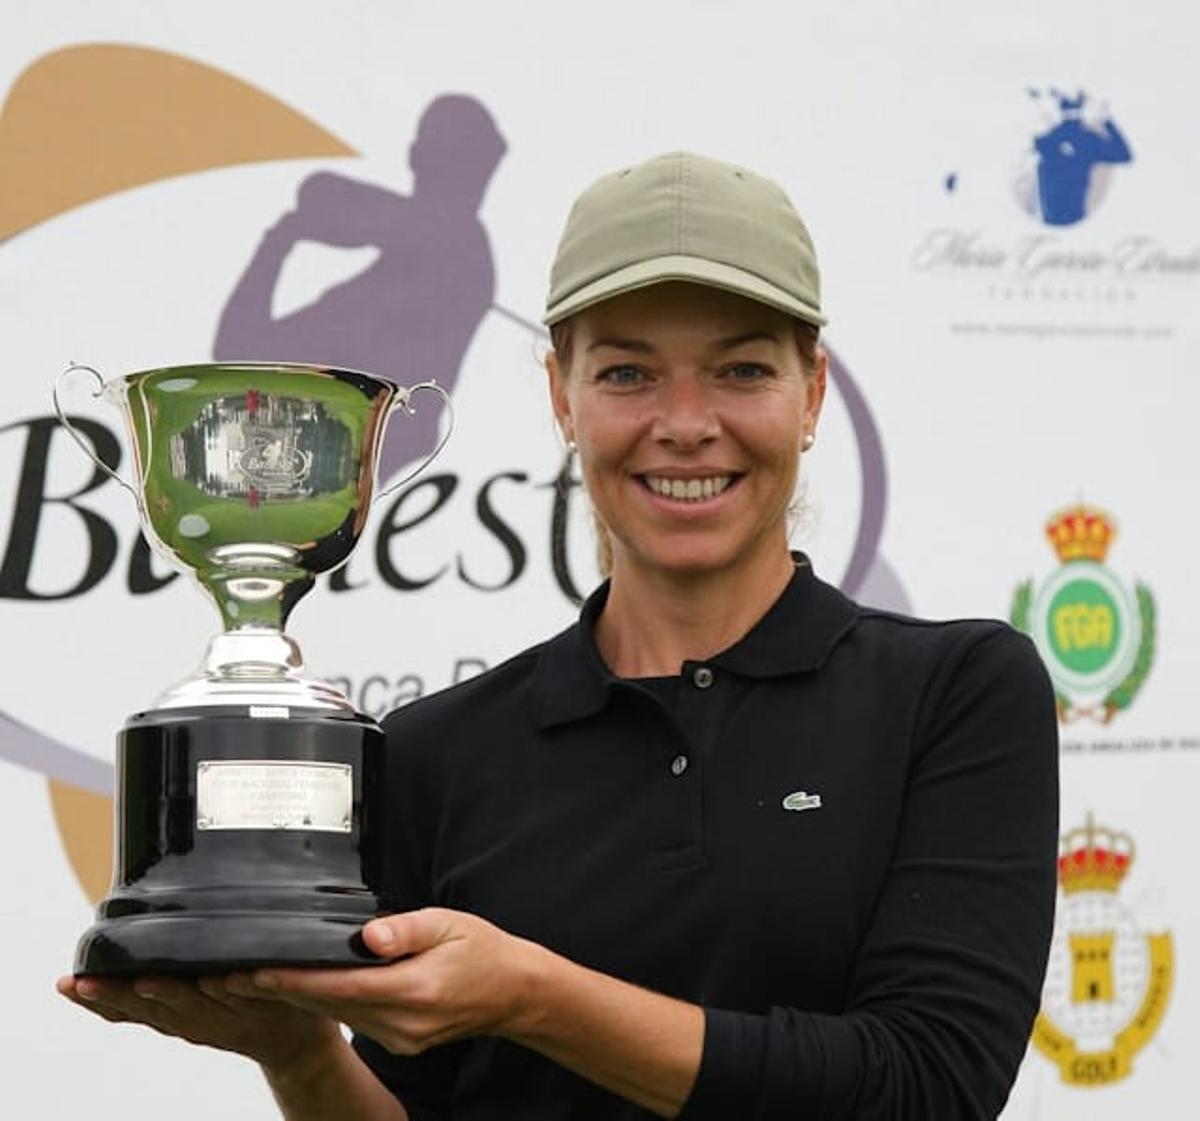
351, 1034, 466, 1121
350, 707, 466, 1119
680, 627, 1060, 1120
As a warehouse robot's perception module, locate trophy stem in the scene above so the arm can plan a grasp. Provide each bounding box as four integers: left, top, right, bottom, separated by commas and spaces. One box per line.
201, 542, 314, 634
149, 628, 355, 712
204, 628, 305, 678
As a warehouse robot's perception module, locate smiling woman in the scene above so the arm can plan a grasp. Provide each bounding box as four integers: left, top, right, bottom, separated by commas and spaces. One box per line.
549, 285, 820, 604
61, 151, 1059, 1121
549, 295, 822, 582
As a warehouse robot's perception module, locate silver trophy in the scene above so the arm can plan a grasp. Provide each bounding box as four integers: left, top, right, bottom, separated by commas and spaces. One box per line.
53, 361, 451, 975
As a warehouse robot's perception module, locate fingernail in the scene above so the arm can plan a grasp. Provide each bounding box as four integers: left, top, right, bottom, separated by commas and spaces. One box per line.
77, 980, 98, 1001
370, 922, 395, 949
253, 971, 278, 990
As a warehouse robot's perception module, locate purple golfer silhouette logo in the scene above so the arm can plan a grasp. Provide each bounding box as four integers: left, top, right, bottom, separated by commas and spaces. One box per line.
213, 94, 505, 482
1014, 88, 1132, 227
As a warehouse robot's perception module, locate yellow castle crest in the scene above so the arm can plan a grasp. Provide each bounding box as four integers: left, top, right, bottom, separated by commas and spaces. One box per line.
1032, 815, 1173, 1086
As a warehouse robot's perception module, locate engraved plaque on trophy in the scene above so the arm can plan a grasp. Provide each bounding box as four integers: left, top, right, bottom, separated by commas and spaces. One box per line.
53, 362, 450, 976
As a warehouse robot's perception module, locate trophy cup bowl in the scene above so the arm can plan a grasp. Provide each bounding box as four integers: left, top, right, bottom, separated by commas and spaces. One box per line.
53, 362, 451, 976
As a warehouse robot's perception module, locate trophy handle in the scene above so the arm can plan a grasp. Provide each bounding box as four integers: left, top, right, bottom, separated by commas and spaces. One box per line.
52, 363, 139, 501
374, 380, 455, 504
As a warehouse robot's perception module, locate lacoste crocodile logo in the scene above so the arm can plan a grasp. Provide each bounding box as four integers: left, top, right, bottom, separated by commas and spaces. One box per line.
782, 790, 822, 812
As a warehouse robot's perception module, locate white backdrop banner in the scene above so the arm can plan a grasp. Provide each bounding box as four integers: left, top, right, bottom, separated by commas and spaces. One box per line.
1, 2, 1196, 1117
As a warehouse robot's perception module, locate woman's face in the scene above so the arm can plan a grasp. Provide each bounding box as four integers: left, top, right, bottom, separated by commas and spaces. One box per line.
547, 281, 826, 581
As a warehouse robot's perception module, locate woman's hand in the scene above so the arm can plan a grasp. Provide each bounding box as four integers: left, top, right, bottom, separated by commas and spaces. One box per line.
56, 972, 342, 1076
60, 910, 703, 1117
228, 908, 547, 1055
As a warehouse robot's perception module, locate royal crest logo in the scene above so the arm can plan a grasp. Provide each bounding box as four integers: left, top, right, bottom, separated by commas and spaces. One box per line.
1011, 504, 1155, 723
1032, 815, 1173, 1086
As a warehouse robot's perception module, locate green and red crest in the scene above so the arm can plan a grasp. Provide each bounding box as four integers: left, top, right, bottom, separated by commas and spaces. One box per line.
1011, 505, 1155, 723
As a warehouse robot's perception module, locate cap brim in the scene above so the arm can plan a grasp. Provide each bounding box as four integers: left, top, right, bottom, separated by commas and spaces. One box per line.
542, 254, 827, 328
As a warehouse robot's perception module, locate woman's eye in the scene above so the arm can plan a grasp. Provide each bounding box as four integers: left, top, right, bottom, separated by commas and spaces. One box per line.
724, 362, 770, 382
597, 364, 647, 387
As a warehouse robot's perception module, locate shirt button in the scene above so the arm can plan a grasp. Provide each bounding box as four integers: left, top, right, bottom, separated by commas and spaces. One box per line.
670, 754, 689, 776
692, 666, 714, 689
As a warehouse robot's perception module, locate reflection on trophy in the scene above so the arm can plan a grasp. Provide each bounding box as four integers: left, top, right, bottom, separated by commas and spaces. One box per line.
53, 362, 451, 975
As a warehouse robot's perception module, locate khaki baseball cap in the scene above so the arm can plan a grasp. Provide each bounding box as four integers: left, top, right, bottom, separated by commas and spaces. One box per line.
543, 150, 825, 328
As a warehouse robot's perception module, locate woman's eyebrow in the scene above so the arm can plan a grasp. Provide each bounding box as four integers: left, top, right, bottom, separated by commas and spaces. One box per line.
713, 330, 781, 351
586, 337, 655, 353
586, 331, 780, 354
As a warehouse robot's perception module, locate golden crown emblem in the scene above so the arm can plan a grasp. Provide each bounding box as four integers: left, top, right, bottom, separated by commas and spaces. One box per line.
1058, 814, 1135, 894
1045, 504, 1117, 564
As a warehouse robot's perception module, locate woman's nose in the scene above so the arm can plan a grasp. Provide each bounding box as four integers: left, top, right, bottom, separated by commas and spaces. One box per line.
651, 378, 721, 449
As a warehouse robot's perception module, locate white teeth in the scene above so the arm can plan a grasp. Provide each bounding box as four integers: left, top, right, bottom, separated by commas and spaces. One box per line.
645, 476, 733, 502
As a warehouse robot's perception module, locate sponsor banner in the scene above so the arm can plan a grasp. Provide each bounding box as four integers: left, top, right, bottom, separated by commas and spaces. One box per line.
909, 85, 1199, 341
1, 4, 1197, 1118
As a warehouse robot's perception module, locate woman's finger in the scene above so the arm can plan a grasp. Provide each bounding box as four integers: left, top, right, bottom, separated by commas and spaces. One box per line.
196, 973, 284, 1013
249, 964, 380, 1004
74, 977, 144, 1009
63, 983, 193, 1037
59, 989, 135, 1025
196, 974, 245, 1009
361, 908, 455, 959
59, 976, 142, 1023
132, 976, 201, 1004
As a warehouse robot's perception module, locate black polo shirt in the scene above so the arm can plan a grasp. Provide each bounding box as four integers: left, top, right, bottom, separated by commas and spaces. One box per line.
355, 558, 1059, 1120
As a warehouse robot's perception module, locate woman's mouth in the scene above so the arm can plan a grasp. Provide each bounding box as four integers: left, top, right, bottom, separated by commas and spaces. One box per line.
640, 474, 739, 503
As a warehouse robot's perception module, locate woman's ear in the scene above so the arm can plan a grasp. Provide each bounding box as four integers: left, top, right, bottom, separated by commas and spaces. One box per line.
546, 349, 575, 445
806, 346, 829, 434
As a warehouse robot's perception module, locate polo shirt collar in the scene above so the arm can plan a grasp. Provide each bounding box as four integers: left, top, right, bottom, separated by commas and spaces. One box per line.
531, 553, 859, 729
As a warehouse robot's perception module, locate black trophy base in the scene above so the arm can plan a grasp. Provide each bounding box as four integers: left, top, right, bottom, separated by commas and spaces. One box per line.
74, 706, 390, 978
76, 912, 381, 977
